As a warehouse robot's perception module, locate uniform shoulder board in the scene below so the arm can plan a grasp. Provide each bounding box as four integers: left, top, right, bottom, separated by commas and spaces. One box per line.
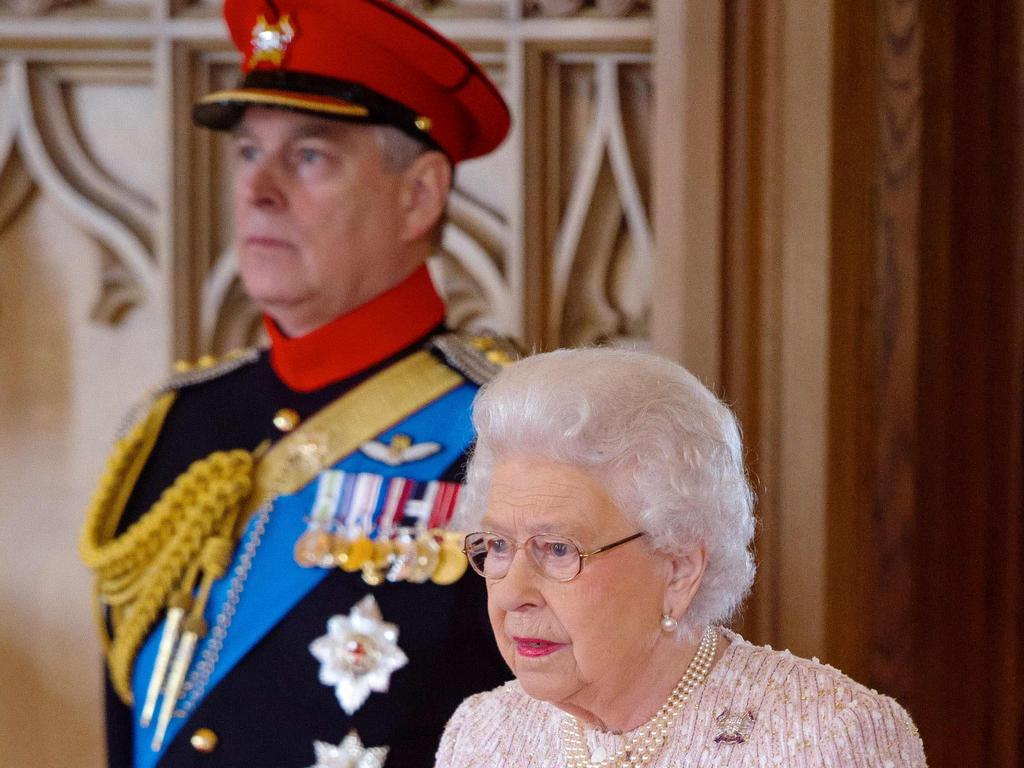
163, 346, 262, 393
116, 347, 261, 438
428, 332, 520, 386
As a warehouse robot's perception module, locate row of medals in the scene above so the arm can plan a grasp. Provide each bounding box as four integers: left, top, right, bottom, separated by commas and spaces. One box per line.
293, 526, 468, 586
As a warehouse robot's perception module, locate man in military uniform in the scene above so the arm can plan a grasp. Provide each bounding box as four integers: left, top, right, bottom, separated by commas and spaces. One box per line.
79, 1, 514, 765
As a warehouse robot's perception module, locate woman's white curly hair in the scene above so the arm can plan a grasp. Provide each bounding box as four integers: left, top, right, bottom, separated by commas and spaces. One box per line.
459, 347, 757, 640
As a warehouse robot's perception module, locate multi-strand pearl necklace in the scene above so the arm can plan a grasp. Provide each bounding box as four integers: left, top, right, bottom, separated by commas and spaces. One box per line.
561, 625, 718, 768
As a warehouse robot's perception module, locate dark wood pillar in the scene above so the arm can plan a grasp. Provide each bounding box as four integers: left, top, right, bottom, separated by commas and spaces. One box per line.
829, 1, 1024, 765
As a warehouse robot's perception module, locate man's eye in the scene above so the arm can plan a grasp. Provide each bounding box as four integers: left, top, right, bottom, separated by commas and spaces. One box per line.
297, 147, 325, 163
236, 144, 259, 161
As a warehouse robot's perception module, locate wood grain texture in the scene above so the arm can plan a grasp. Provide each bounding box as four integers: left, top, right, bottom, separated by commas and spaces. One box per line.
914, 1, 1024, 764
830, 0, 1024, 764
868, 0, 921, 704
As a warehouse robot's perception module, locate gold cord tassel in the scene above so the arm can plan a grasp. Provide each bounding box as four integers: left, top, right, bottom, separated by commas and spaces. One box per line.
139, 590, 192, 728
79, 391, 254, 705
152, 616, 205, 751
147, 536, 234, 750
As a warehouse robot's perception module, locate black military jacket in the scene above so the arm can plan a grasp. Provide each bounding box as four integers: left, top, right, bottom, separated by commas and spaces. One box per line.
103, 326, 510, 767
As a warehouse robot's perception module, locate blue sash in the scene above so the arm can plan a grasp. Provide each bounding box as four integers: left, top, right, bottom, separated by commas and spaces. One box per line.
132, 381, 477, 767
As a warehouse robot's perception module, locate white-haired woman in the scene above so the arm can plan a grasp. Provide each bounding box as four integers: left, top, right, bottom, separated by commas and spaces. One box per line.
436, 348, 926, 768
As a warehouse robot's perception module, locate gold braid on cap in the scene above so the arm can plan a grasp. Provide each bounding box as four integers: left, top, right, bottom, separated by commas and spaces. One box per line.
79, 392, 254, 704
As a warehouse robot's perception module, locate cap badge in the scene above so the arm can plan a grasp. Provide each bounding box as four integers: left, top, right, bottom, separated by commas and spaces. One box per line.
249, 13, 295, 68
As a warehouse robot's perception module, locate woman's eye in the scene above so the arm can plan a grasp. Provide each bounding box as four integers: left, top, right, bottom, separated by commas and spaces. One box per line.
236, 144, 259, 161
547, 541, 572, 558
488, 537, 511, 555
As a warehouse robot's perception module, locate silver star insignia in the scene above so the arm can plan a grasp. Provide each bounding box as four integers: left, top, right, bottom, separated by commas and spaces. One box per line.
307, 731, 388, 768
310, 595, 409, 715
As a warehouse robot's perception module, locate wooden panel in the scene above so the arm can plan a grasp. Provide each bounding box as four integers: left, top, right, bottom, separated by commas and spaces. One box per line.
827, 0, 879, 687
867, 0, 922, 701
829, 0, 1024, 764
914, 1, 1024, 764
721, 0, 782, 644
718, 0, 834, 658
651, 0, 723, 384
828, 0, 923, 695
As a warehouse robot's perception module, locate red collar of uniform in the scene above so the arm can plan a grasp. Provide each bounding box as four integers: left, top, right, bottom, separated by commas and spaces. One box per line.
265, 265, 445, 392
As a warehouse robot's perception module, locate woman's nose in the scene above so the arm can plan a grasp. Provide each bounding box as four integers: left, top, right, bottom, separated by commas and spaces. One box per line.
488, 548, 544, 611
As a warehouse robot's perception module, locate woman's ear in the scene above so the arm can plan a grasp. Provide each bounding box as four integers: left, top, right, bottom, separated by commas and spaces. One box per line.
663, 543, 707, 619
398, 150, 452, 244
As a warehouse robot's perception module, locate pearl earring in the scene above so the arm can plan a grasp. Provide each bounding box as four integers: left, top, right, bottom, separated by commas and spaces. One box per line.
661, 613, 678, 632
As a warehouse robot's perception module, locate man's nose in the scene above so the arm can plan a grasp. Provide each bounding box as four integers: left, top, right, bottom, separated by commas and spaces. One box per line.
241, 160, 286, 209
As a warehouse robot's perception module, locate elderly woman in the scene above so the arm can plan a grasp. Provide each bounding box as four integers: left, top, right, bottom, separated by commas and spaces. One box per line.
436, 348, 926, 767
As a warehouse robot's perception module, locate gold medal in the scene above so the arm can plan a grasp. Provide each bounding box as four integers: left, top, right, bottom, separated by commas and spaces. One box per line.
331, 533, 352, 568
343, 535, 374, 572
294, 529, 333, 568
372, 538, 393, 569
361, 561, 384, 586
409, 532, 441, 583
361, 538, 392, 585
431, 532, 468, 585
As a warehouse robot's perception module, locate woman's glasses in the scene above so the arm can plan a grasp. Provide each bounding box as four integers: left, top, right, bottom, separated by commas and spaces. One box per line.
462, 530, 646, 582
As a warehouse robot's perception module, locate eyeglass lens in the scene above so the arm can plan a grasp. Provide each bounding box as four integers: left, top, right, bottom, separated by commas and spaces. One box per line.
464, 533, 582, 581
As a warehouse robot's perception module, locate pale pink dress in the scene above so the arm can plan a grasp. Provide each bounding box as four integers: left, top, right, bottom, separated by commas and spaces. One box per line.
436, 631, 926, 768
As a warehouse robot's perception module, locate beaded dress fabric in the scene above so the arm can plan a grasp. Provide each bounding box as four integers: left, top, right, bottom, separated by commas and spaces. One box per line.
435, 631, 927, 768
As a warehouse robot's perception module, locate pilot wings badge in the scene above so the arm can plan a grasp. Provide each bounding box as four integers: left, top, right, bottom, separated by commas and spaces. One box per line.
359, 433, 442, 466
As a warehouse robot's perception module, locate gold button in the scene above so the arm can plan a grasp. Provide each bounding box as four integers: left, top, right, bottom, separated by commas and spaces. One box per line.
485, 349, 512, 365
414, 115, 432, 132
273, 408, 300, 432
190, 727, 218, 753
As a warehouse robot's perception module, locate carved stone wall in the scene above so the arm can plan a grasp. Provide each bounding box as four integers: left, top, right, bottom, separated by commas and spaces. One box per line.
0, 2, 654, 765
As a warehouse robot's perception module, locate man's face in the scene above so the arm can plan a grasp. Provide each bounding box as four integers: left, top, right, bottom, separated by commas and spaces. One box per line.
231, 107, 414, 336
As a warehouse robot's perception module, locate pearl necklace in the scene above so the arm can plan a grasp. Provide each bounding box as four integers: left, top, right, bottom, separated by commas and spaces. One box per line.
560, 625, 718, 768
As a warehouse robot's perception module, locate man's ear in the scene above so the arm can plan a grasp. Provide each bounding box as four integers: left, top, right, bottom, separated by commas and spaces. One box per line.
399, 150, 452, 244
663, 543, 707, 620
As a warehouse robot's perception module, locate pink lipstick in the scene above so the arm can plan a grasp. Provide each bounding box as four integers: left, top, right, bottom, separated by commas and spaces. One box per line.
513, 637, 565, 657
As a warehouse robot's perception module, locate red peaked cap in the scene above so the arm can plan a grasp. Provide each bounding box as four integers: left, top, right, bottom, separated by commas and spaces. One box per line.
192, 0, 511, 163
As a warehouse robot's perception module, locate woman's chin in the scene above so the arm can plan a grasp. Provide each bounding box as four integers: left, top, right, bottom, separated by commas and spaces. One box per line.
514, 664, 577, 706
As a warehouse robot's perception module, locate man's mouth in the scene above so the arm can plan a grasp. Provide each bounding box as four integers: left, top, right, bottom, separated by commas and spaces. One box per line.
244, 236, 293, 249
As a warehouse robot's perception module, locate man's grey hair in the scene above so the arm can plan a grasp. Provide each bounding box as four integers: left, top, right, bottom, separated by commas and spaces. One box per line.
459, 347, 757, 641
374, 124, 448, 247
374, 124, 432, 171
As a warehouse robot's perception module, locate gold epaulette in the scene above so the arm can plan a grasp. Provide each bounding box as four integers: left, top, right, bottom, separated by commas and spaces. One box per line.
117, 347, 261, 439
428, 332, 520, 386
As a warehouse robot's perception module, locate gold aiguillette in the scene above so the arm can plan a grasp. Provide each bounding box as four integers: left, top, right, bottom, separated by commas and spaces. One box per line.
139, 592, 191, 727
152, 615, 206, 751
